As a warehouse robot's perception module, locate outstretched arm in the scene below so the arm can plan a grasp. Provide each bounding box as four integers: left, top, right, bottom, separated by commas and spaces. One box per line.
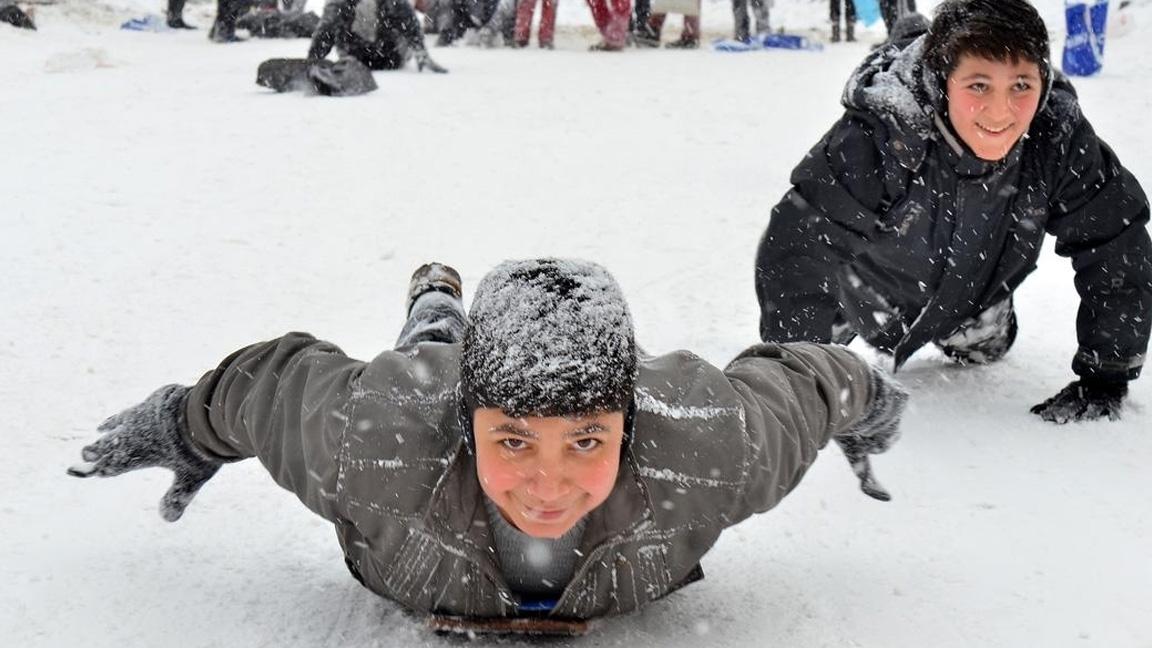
724, 342, 907, 521
69, 333, 364, 523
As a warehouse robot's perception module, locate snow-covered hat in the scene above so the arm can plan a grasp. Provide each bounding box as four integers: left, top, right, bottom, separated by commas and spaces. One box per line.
461, 258, 637, 418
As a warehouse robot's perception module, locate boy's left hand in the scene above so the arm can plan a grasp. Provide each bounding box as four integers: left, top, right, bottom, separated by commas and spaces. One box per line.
834, 367, 908, 501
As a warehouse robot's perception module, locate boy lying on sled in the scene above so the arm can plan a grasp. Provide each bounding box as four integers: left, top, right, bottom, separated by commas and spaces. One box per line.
68, 259, 905, 634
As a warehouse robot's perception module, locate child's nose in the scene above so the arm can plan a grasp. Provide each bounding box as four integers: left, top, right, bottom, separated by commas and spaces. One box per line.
527, 466, 569, 501
990, 91, 1016, 118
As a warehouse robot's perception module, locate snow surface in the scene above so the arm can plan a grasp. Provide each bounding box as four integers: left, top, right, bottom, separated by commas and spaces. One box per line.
3, 0, 1152, 646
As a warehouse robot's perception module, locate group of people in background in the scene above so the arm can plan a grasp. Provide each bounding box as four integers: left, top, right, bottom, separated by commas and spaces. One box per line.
89, 0, 925, 78
1, 0, 928, 71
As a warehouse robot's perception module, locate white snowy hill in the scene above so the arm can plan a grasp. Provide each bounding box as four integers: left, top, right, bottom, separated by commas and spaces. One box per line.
2, 1, 1150, 647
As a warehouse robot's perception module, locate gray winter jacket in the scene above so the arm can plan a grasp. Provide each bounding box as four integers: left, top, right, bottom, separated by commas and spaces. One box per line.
184, 332, 878, 619
756, 36, 1152, 380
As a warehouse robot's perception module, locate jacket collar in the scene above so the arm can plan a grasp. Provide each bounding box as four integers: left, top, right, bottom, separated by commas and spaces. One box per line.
931, 112, 1025, 178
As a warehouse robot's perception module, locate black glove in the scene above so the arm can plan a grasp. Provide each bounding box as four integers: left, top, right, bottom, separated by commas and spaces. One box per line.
1030, 378, 1128, 423
834, 366, 908, 502
67, 385, 221, 522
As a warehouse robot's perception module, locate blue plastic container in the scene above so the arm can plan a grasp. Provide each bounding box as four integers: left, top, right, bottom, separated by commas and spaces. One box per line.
852, 0, 882, 28
1062, 0, 1109, 76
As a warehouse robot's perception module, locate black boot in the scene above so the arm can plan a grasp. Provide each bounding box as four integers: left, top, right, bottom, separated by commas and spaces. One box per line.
407, 263, 463, 314
167, 0, 196, 28
168, 15, 197, 29
0, 5, 36, 29
831, 23, 841, 43
208, 0, 249, 42
846, 22, 855, 42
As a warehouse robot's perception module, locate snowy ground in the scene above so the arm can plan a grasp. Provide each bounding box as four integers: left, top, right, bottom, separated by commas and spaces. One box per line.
3, 0, 1152, 646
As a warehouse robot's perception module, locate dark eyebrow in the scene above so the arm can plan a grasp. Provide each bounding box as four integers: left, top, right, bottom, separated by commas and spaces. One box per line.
488, 424, 536, 438
567, 423, 608, 437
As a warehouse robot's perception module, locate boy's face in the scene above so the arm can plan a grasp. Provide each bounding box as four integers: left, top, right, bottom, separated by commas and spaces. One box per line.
946, 54, 1043, 162
473, 408, 626, 539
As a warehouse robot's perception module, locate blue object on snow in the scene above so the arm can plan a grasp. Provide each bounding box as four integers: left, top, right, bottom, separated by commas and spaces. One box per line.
852, 0, 882, 27
712, 38, 757, 52
712, 33, 823, 53
120, 15, 170, 32
1062, 0, 1109, 76
759, 33, 823, 51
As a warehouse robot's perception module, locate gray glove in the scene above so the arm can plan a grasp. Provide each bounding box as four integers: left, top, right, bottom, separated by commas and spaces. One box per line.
414, 49, 448, 73
67, 384, 221, 522
834, 366, 908, 501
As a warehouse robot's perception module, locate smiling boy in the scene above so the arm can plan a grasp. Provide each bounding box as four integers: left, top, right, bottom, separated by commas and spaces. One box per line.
68, 259, 905, 627
755, 0, 1152, 423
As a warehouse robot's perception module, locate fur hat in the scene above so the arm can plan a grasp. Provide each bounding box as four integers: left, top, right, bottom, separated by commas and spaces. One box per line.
460, 259, 637, 418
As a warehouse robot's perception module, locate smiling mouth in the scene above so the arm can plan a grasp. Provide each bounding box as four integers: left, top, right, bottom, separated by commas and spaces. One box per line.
520, 505, 571, 523
516, 497, 582, 523
976, 122, 1012, 135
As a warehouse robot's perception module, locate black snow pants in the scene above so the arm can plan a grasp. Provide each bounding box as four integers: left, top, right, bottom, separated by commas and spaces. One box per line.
631, 0, 650, 36
731, 0, 769, 41
829, 0, 854, 32
210, 0, 256, 41
345, 39, 407, 70
438, 0, 499, 44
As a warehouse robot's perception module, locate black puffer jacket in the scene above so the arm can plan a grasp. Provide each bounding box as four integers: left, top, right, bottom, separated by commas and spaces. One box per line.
755, 36, 1152, 381
308, 0, 426, 68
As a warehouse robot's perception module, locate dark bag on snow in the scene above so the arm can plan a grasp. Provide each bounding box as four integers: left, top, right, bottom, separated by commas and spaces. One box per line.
236, 9, 320, 38
1, 5, 36, 30
256, 58, 378, 96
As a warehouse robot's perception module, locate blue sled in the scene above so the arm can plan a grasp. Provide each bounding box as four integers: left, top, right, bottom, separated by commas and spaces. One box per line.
121, 15, 170, 32
713, 33, 824, 52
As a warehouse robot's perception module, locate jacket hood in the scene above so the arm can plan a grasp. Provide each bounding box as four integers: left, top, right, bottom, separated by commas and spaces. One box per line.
841, 36, 939, 170
842, 37, 936, 138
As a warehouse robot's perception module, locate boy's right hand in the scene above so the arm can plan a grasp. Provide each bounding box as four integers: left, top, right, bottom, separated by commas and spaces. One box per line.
67, 384, 221, 522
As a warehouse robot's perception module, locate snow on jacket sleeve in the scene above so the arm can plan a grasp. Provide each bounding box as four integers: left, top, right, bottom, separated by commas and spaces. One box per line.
1044, 87, 1152, 382
184, 332, 363, 523
721, 342, 876, 522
